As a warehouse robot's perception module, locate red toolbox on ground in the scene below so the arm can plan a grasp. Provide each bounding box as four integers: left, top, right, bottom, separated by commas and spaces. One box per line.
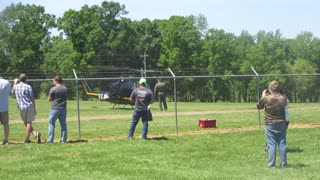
198, 119, 216, 128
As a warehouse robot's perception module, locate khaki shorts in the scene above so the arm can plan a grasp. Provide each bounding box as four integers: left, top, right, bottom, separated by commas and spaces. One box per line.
0, 111, 9, 125
20, 108, 35, 123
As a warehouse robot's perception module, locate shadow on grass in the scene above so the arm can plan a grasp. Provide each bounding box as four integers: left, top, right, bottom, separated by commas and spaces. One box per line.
288, 163, 308, 168
150, 136, 168, 141
287, 147, 304, 153
67, 139, 89, 143
110, 106, 133, 110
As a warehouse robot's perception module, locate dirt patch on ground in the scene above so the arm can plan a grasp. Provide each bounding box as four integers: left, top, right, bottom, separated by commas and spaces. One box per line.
9, 106, 320, 123
73, 122, 320, 141
9, 109, 259, 123
8, 122, 320, 144
8, 107, 320, 143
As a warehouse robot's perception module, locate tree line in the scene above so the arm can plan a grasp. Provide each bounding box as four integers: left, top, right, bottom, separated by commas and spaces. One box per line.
1, 1, 320, 102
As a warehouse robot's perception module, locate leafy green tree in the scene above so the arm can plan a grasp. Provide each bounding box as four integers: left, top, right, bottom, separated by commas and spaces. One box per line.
287, 32, 320, 102
57, 1, 128, 73
244, 30, 289, 101
291, 31, 314, 60
287, 58, 317, 102
0, 3, 55, 77
156, 16, 202, 101
129, 19, 162, 70
186, 14, 208, 38
157, 16, 201, 69
248, 30, 288, 74
235, 30, 255, 102
41, 36, 78, 77
201, 28, 237, 102
291, 32, 320, 73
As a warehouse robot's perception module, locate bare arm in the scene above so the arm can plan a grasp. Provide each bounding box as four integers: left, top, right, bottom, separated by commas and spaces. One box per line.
11, 78, 19, 94
48, 95, 52, 102
257, 89, 268, 109
48, 89, 53, 101
32, 96, 37, 113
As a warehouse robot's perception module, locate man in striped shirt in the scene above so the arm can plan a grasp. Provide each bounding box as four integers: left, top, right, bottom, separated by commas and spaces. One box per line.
12, 74, 41, 144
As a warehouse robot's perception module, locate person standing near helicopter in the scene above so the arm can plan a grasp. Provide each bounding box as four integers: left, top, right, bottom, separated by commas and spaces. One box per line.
154, 78, 167, 111
128, 78, 154, 140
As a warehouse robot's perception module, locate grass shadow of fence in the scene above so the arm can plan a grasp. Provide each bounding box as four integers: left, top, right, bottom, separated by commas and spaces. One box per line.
150, 136, 169, 141
287, 147, 303, 153
68, 139, 89, 143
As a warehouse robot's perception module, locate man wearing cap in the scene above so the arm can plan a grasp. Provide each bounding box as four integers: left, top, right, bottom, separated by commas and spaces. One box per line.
12, 74, 41, 144
128, 78, 154, 140
257, 80, 287, 168
154, 78, 168, 111
0, 76, 11, 145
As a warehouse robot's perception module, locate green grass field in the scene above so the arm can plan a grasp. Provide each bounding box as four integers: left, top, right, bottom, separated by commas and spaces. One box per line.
0, 127, 319, 179
7, 98, 320, 141
2, 99, 320, 179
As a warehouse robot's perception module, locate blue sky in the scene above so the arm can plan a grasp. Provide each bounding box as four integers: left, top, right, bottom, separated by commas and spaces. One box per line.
1, 0, 319, 39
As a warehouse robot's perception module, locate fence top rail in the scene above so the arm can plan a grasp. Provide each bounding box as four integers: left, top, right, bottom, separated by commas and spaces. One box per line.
6, 73, 320, 82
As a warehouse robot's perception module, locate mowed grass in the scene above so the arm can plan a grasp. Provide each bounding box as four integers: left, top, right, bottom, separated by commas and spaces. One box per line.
4, 99, 320, 179
0, 127, 319, 179
7, 99, 320, 141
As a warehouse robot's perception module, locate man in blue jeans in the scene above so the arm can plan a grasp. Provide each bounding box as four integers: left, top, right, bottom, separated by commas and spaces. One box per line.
128, 78, 154, 139
47, 76, 68, 143
257, 80, 288, 168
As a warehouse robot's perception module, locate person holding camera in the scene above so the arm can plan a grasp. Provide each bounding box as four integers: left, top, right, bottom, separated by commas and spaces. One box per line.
12, 74, 41, 144
257, 80, 288, 168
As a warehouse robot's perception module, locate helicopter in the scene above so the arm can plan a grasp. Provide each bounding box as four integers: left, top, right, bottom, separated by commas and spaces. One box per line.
82, 78, 137, 109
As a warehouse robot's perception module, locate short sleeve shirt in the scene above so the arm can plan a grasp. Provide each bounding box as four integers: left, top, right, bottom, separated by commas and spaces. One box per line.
130, 86, 154, 111
13, 82, 34, 111
0, 78, 11, 112
49, 85, 68, 109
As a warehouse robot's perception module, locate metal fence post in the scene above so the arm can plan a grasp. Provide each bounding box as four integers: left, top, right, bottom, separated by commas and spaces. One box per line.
72, 69, 81, 140
250, 66, 261, 128
168, 68, 178, 134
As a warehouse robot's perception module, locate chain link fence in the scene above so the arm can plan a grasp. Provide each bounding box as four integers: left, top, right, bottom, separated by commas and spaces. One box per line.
7, 74, 320, 142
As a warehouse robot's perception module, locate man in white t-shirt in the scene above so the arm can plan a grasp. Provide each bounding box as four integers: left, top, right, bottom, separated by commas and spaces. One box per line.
0, 76, 11, 145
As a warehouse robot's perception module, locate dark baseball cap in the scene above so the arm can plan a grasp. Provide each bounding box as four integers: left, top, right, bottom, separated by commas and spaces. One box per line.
19, 74, 27, 81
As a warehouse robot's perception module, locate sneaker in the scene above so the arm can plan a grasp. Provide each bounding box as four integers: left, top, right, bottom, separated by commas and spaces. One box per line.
35, 132, 41, 143
280, 163, 288, 168
2, 140, 8, 145
24, 140, 31, 144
